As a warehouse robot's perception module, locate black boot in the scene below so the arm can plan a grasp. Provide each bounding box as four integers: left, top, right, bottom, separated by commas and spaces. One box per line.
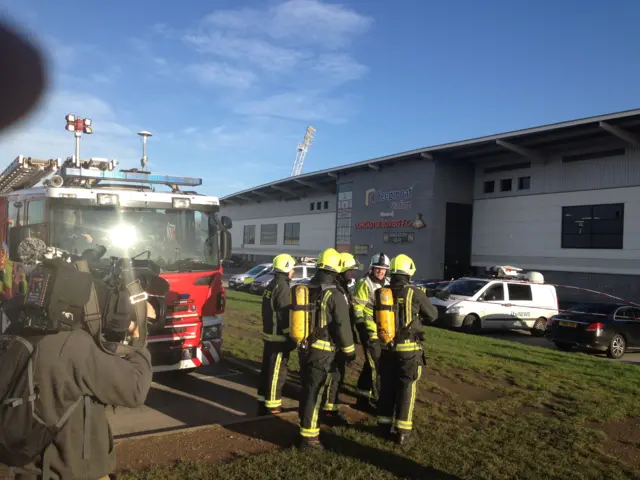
298, 436, 325, 450
257, 403, 268, 416
322, 410, 350, 427
393, 430, 411, 446
354, 397, 376, 414
377, 423, 393, 440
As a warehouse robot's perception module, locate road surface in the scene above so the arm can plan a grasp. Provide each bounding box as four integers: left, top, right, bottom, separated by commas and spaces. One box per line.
482, 330, 640, 365
109, 362, 296, 439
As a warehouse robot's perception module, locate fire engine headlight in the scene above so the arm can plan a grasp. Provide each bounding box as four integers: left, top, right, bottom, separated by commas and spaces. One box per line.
172, 198, 191, 209
202, 324, 221, 340
97, 193, 119, 206
109, 224, 137, 249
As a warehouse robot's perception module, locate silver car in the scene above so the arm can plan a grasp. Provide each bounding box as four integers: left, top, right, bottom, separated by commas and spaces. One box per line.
228, 263, 273, 291
249, 264, 318, 295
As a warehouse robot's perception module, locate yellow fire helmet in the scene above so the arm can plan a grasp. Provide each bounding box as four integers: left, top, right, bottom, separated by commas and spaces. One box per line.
390, 254, 417, 277
273, 253, 296, 274
340, 252, 360, 273
316, 248, 344, 273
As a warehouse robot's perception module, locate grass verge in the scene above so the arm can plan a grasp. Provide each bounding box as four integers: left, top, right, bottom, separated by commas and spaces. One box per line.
122, 290, 640, 479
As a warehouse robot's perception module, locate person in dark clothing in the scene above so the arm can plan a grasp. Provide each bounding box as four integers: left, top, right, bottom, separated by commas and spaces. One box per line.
375, 254, 437, 446
257, 253, 296, 415
8, 318, 152, 480
322, 252, 361, 425
298, 248, 355, 450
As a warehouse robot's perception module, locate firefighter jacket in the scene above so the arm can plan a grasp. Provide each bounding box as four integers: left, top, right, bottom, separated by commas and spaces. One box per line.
307, 270, 355, 355
261, 272, 292, 342
354, 273, 389, 342
388, 275, 438, 351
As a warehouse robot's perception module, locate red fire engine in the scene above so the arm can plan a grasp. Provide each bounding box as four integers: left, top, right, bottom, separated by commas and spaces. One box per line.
0, 147, 232, 374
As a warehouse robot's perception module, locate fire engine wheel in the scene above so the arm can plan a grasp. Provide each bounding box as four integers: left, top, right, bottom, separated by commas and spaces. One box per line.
531, 317, 547, 337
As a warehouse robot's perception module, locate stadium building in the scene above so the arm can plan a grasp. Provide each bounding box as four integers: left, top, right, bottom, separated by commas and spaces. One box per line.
220, 109, 640, 300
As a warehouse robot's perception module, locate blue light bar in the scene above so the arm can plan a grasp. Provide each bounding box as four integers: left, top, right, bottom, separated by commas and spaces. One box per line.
61, 167, 202, 187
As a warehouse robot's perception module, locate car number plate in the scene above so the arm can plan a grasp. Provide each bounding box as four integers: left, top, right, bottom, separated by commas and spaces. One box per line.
559, 321, 576, 328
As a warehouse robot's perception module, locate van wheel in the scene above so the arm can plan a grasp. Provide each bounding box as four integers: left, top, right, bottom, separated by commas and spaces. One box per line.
607, 334, 626, 359
461, 314, 481, 334
531, 317, 546, 337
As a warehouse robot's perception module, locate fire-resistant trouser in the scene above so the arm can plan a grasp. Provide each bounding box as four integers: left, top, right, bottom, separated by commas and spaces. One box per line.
299, 348, 335, 439
376, 345, 425, 432
355, 345, 379, 401
257, 341, 290, 410
323, 354, 346, 412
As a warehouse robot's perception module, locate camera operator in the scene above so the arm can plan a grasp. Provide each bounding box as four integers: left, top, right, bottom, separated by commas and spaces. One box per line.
0, 23, 153, 480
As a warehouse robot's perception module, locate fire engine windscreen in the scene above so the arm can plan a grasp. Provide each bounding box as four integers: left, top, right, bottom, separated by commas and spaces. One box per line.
49, 205, 220, 272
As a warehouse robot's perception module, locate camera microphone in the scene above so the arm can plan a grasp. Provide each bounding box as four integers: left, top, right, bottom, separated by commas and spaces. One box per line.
17, 237, 48, 265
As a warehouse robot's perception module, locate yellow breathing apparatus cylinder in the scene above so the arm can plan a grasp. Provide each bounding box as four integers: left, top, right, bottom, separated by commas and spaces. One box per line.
289, 284, 312, 344
375, 287, 396, 344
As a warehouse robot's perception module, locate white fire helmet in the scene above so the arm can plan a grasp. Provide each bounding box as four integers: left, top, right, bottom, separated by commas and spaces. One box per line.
369, 252, 390, 270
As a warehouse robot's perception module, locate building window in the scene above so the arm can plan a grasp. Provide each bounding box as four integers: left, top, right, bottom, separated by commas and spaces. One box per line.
484, 181, 495, 193
316, 201, 321, 210
284, 222, 300, 245
562, 203, 624, 249
500, 178, 512, 192
518, 176, 531, 190
243, 225, 255, 245
324, 201, 329, 209
508, 284, 533, 301
260, 224, 278, 245
310, 202, 314, 211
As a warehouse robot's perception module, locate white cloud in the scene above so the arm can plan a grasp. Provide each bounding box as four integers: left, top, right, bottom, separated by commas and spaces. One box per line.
0, 90, 139, 163
184, 32, 307, 73
186, 62, 257, 89
234, 91, 356, 124
163, 0, 372, 122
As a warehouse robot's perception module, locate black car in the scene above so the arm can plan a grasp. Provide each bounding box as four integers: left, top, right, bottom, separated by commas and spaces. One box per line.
545, 303, 640, 359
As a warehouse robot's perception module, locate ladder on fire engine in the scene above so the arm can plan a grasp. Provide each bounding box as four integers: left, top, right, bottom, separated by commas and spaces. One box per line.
0, 155, 61, 194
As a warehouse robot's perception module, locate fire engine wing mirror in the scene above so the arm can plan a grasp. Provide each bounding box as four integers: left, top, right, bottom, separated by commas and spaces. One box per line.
220, 230, 232, 261
221, 215, 232, 230
8, 226, 30, 262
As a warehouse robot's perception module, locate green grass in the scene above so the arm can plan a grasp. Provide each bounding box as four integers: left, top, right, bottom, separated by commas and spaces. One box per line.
123, 290, 640, 479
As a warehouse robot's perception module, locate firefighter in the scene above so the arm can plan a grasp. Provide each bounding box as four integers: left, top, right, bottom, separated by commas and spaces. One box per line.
352, 252, 390, 412
298, 248, 355, 449
376, 254, 437, 445
257, 253, 297, 415
322, 252, 360, 425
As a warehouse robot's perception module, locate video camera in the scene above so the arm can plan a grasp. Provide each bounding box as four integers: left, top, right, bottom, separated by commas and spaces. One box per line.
3, 238, 170, 356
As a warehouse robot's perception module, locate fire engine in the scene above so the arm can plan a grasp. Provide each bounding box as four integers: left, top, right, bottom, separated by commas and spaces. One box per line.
0, 149, 232, 374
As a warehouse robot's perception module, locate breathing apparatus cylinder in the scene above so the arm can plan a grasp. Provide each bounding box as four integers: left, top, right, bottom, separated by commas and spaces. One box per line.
289, 284, 312, 344
374, 287, 396, 344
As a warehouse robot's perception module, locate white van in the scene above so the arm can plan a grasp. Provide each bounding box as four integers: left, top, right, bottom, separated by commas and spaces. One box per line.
430, 266, 559, 336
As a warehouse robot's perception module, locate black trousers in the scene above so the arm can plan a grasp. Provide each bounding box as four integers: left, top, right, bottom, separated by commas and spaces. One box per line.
356, 346, 379, 401
257, 341, 290, 410
376, 347, 425, 432
299, 348, 335, 439
323, 354, 346, 412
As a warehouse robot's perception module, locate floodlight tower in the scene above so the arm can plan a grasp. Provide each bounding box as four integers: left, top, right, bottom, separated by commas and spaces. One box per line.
291, 125, 316, 176
64, 114, 93, 167
138, 130, 153, 170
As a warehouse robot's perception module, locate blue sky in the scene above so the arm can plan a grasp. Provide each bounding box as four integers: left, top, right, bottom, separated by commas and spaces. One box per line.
0, 0, 639, 197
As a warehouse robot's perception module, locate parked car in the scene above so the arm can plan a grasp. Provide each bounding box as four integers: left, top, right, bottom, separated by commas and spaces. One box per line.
292, 276, 356, 295
545, 302, 640, 359
228, 263, 273, 291
430, 274, 558, 335
412, 279, 451, 297
249, 263, 318, 295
